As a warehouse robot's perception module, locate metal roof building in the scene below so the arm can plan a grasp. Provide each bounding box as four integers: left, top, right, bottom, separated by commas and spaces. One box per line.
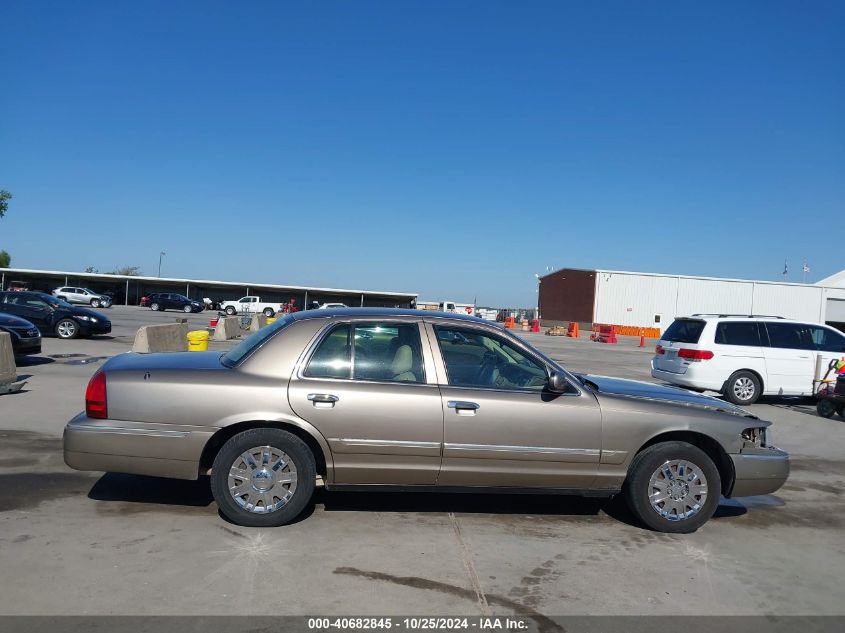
539, 267, 845, 332
0, 267, 417, 309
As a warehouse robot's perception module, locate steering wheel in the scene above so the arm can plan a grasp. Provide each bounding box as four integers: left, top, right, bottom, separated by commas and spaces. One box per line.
475, 351, 500, 386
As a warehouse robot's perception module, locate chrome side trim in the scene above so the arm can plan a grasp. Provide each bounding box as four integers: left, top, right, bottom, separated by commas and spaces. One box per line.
335, 438, 441, 449
599, 449, 629, 465
70, 425, 190, 438
444, 443, 600, 456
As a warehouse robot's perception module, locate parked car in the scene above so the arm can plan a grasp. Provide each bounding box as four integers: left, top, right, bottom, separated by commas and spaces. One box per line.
221, 296, 282, 317
316, 302, 348, 309
5, 280, 30, 292
64, 308, 788, 533
0, 291, 111, 339
0, 313, 42, 354
52, 286, 112, 308
652, 314, 845, 405
145, 293, 203, 313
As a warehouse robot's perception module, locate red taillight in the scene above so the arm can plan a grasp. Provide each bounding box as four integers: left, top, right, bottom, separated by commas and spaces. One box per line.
655, 345, 665, 355
678, 348, 714, 361
85, 371, 108, 419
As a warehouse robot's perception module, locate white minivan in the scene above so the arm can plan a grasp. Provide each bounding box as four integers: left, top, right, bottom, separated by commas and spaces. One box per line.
651, 315, 845, 405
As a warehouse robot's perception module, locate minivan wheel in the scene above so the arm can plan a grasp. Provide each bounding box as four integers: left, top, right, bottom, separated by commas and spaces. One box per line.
211, 428, 316, 528
55, 319, 79, 339
724, 370, 760, 405
624, 441, 720, 533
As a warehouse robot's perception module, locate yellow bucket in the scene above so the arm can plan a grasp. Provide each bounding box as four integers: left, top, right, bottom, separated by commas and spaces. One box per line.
187, 330, 210, 351
266, 317, 276, 325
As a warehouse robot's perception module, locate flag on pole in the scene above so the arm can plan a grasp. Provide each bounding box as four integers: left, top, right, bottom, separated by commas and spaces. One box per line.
803, 262, 811, 273
782, 260, 788, 277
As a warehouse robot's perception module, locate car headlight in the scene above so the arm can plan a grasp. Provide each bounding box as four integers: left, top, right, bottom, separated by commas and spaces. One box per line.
77, 315, 97, 322
741, 427, 768, 449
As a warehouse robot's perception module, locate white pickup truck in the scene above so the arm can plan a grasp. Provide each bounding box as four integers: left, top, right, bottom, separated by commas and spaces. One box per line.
220, 296, 282, 317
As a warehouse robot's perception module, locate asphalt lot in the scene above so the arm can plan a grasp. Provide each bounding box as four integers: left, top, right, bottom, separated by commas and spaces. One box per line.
0, 306, 843, 617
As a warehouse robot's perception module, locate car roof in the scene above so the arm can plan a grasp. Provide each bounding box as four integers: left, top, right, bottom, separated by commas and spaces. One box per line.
677, 314, 826, 326
290, 307, 486, 324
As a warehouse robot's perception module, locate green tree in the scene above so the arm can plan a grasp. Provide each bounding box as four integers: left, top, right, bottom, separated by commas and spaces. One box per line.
107, 265, 141, 276
0, 190, 11, 218
0, 250, 10, 268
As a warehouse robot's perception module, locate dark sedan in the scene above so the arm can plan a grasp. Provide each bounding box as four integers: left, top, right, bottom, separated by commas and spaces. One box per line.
0, 313, 42, 354
0, 291, 111, 339
146, 293, 203, 313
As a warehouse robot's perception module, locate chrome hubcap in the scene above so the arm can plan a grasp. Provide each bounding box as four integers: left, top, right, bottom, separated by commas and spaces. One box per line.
228, 445, 298, 514
733, 377, 755, 401
57, 321, 76, 337
648, 459, 708, 521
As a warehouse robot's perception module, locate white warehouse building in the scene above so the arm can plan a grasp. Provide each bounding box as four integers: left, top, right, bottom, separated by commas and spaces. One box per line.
538, 267, 845, 333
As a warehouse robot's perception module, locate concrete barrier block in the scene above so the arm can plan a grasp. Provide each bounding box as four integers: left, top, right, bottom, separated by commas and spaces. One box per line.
213, 316, 241, 341
0, 332, 16, 385
132, 323, 190, 353
249, 313, 268, 332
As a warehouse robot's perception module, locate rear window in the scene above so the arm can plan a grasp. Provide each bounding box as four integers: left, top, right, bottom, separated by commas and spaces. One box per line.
715, 322, 762, 346
661, 319, 705, 344
221, 314, 296, 366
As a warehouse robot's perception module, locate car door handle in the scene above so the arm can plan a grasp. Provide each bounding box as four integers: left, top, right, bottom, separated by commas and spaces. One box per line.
307, 393, 339, 407
447, 400, 480, 412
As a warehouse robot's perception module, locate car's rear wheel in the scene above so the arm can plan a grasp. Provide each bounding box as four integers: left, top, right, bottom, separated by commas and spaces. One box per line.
225, 306, 237, 316
183, 304, 192, 313
150, 303, 160, 311
723, 370, 761, 405
624, 441, 720, 533
55, 319, 79, 340
263, 308, 275, 317
211, 428, 316, 527
817, 398, 837, 419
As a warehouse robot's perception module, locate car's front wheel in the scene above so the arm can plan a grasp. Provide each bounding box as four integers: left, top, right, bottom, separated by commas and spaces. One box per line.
90, 299, 100, 308
211, 428, 316, 527
183, 304, 192, 313
55, 319, 80, 340
150, 303, 161, 311
624, 441, 720, 533
723, 370, 761, 405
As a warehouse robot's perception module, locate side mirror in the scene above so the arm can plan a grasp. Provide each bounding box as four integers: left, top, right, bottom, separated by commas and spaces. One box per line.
548, 371, 569, 393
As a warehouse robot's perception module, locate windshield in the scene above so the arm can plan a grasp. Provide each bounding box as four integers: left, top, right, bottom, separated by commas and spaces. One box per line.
221, 314, 296, 367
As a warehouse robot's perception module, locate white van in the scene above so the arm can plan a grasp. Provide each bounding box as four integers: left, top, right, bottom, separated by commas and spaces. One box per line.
651, 315, 845, 405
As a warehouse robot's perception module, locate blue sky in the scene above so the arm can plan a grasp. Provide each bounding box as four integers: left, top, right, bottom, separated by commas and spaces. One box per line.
1, 1, 842, 305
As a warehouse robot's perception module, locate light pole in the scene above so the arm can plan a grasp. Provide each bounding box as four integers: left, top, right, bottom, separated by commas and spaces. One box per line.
534, 273, 541, 321
158, 251, 166, 277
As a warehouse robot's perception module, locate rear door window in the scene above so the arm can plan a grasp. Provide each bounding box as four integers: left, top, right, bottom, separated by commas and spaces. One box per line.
661, 319, 706, 344
715, 322, 762, 346
764, 323, 815, 350
305, 325, 352, 379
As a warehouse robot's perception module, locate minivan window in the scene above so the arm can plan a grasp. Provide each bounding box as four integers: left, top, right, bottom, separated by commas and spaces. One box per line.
661, 319, 705, 344
715, 322, 761, 347
764, 323, 814, 350
808, 326, 845, 353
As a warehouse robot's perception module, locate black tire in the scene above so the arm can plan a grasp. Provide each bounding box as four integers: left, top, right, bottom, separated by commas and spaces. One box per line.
817, 398, 837, 419
91, 299, 100, 308
624, 441, 721, 534
211, 428, 316, 528
225, 306, 237, 316
723, 370, 761, 405
183, 304, 192, 313
150, 303, 161, 311
55, 318, 80, 340
263, 308, 275, 317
